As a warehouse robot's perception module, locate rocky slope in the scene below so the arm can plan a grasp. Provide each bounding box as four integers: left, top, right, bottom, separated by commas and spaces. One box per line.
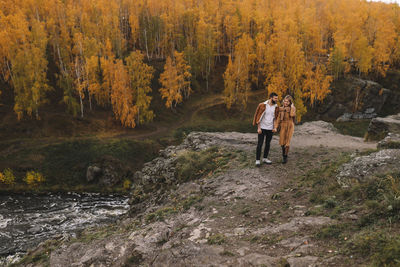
14, 121, 383, 267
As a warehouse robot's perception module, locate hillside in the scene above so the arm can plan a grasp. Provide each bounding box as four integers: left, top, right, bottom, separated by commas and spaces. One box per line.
12, 121, 400, 266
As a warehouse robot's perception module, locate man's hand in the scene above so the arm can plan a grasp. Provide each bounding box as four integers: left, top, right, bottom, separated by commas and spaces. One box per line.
272, 128, 277, 133
257, 128, 262, 134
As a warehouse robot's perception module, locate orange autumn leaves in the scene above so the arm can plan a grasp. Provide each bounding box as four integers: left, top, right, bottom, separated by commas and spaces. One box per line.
159, 52, 192, 109
0, 0, 400, 127
109, 51, 155, 128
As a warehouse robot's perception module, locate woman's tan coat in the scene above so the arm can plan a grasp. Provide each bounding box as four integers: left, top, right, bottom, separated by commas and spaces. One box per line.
274, 106, 296, 147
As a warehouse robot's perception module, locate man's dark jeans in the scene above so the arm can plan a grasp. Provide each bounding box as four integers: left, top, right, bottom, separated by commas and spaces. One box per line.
256, 129, 273, 160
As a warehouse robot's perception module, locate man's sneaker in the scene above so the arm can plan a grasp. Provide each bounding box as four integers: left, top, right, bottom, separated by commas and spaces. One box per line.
255, 160, 261, 167
262, 158, 272, 164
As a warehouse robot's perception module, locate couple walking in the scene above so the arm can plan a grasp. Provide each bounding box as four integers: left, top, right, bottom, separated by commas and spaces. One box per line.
252, 92, 296, 166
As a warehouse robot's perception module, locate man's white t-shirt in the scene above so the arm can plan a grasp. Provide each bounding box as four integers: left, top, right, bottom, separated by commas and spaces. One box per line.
259, 100, 276, 130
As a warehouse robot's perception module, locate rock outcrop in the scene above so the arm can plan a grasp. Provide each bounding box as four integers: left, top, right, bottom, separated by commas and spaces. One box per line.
378, 133, 400, 149
337, 149, 400, 186
366, 113, 400, 141
336, 108, 377, 122
314, 77, 391, 121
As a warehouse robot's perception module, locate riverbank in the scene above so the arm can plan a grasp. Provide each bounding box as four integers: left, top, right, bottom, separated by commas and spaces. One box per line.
0, 138, 161, 194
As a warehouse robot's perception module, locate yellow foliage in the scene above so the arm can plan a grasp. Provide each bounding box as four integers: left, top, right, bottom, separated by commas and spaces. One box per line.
110, 59, 138, 128
123, 179, 132, 191
223, 34, 255, 110
303, 65, 333, 106
126, 51, 155, 125
0, 168, 15, 185
267, 72, 287, 101
159, 56, 182, 109
1, 0, 400, 123
25, 171, 45, 187
159, 51, 192, 109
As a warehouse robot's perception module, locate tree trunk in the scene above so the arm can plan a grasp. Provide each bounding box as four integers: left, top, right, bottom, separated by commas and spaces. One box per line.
79, 92, 84, 118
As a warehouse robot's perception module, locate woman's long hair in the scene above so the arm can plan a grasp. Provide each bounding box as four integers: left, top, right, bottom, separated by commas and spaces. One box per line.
282, 95, 293, 106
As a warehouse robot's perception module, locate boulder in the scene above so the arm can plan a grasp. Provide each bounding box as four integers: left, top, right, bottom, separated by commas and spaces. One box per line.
336, 109, 378, 122
86, 166, 102, 182
86, 156, 131, 186
336, 149, 400, 186
315, 77, 391, 120
378, 133, 400, 149
366, 113, 400, 141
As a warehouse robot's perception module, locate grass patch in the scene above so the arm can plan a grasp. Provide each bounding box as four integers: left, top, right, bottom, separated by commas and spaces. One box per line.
72, 225, 121, 244
146, 207, 178, 223
0, 138, 160, 193
332, 120, 371, 138
346, 229, 400, 266
302, 152, 351, 204
220, 250, 235, 257
207, 233, 226, 245
131, 147, 236, 212
123, 251, 144, 266
248, 233, 283, 246
302, 154, 400, 265
11, 239, 61, 267
175, 147, 235, 183
315, 224, 348, 239
145, 195, 204, 223
380, 141, 400, 149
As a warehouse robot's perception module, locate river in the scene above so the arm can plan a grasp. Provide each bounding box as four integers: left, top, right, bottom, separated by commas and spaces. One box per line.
0, 192, 129, 265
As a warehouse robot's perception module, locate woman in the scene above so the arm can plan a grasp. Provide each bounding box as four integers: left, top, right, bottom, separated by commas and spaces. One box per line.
273, 95, 296, 164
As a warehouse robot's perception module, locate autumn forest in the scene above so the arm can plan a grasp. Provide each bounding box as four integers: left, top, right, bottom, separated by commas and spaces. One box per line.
1, 0, 400, 127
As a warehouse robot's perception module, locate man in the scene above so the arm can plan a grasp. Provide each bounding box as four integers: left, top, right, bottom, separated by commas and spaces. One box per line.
252, 92, 279, 167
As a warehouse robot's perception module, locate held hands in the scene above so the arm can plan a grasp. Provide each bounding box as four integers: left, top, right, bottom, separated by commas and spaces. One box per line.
272, 128, 277, 133
257, 127, 262, 134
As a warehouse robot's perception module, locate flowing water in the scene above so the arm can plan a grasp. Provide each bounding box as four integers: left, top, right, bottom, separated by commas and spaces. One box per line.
0, 192, 129, 265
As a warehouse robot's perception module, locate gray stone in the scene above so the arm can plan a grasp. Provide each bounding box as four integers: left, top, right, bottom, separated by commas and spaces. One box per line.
316, 77, 390, 120
337, 149, 400, 186
86, 166, 102, 182
287, 256, 319, 267
367, 113, 400, 141
86, 156, 131, 186
336, 113, 353, 122
378, 132, 400, 149
365, 108, 376, 114
336, 109, 378, 122
234, 227, 245, 236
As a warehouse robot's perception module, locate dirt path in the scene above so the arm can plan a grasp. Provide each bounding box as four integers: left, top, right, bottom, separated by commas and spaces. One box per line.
35, 121, 379, 267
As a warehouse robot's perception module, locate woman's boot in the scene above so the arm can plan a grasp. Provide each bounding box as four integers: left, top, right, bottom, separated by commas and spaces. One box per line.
283, 146, 289, 164
281, 146, 287, 164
